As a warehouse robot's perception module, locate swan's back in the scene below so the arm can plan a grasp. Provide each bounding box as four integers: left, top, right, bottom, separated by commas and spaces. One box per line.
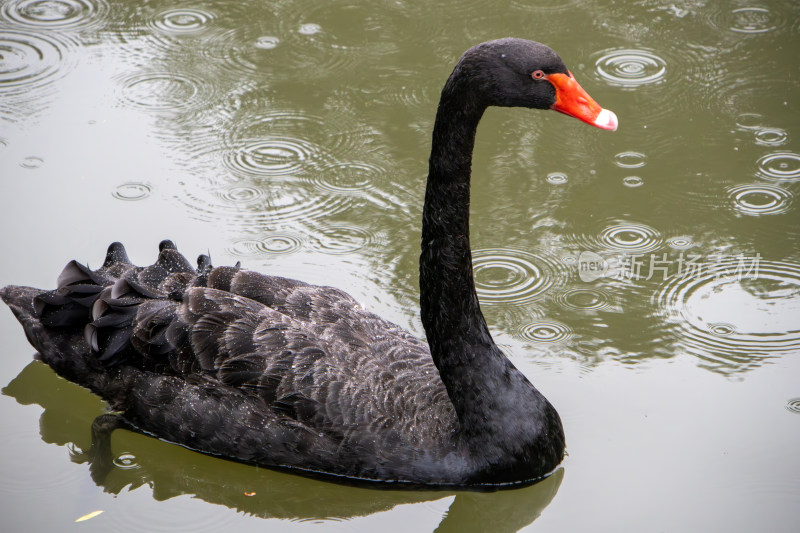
1, 241, 461, 483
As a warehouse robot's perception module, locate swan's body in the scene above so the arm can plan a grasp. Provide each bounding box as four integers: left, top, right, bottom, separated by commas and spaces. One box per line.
2, 39, 616, 487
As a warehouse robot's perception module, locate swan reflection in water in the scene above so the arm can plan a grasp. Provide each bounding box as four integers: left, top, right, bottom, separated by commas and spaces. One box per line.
3, 361, 563, 531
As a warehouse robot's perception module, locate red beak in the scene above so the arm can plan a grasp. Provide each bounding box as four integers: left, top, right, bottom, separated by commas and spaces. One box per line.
546, 72, 618, 131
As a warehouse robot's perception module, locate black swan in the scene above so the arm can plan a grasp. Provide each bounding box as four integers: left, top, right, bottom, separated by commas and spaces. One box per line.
2, 38, 617, 487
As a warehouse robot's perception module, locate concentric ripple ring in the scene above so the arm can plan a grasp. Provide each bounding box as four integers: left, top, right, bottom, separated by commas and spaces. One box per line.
653, 258, 800, 370
756, 152, 800, 182
472, 248, 567, 305
1, 0, 108, 30
595, 48, 667, 88
727, 183, 792, 216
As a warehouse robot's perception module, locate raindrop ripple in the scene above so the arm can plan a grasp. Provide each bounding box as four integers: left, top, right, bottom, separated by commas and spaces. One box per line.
1, 0, 108, 30
177, 182, 352, 228
312, 161, 381, 194
112, 182, 152, 201
727, 183, 792, 216
667, 236, 695, 250
228, 234, 303, 256
472, 248, 568, 305
224, 136, 327, 179
546, 172, 568, 185
515, 320, 573, 344
311, 223, 375, 255
112, 452, 139, 470
594, 48, 667, 88
718, 6, 780, 34
598, 222, 664, 254
150, 7, 215, 35
756, 152, 800, 182
216, 185, 263, 205
614, 151, 647, 168
0, 30, 75, 95
623, 176, 644, 188
117, 71, 208, 112
20, 155, 43, 169
653, 258, 800, 370
754, 128, 788, 147
554, 287, 612, 311
786, 398, 800, 414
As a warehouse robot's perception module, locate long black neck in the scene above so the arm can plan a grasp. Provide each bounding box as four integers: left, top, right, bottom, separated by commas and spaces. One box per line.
420, 70, 488, 350
419, 66, 565, 480
419, 69, 510, 436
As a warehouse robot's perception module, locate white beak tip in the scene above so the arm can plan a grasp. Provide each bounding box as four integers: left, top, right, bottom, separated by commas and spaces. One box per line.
594, 108, 618, 131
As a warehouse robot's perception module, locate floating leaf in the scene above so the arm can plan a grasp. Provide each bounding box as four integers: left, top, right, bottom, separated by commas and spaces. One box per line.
75, 510, 104, 522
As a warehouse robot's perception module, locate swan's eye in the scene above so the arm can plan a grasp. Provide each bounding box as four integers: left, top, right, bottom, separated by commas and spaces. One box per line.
531, 70, 545, 80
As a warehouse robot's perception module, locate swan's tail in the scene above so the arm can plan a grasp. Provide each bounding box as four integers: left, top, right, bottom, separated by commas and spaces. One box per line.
1, 282, 108, 391
1, 284, 50, 353
1, 241, 218, 399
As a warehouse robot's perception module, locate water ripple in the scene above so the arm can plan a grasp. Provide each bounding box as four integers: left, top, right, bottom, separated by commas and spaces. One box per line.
112, 182, 151, 201
228, 234, 303, 256
222, 109, 327, 150
201, 3, 395, 79
614, 151, 647, 169
472, 248, 568, 305
117, 71, 209, 112
594, 48, 667, 88
224, 137, 327, 179
667, 236, 696, 250
708, 323, 737, 337
510, 0, 579, 12
553, 287, 612, 311
0, 0, 108, 30
289, 2, 393, 51
112, 452, 140, 470
199, 28, 281, 78
754, 128, 788, 147
312, 161, 381, 194
298, 23, 321, 35
0, 30, 74, 95
727, 183, 792, 216
786, 398, 800, 414
216, 185, 263, 205
311, 223, 376, 255
597, 222, 664, 254
546, 172, 568, 185
20, 155, 43, 169
232, 107, 377, 165
372, 82, 434, 110
622, 176, 644, 188
738, 119, 793, 148
150, 7, 215, 35
176, 181, 352, 228
709, 6, 781, 34
0, 429, 84, 495
756, 152, 800, 182
515, 320, 573, 344
735, 113, 764, 131
568, 221, 663, 258
109, 485, 236, 532
254, 35, 279, 49
653, 259, 800, 372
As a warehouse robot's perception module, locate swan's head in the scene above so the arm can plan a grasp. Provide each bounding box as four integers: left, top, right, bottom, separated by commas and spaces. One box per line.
459, 38, 618, 131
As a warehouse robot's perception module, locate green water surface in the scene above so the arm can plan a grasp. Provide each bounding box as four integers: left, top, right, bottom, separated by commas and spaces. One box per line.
0, 1, 798, 531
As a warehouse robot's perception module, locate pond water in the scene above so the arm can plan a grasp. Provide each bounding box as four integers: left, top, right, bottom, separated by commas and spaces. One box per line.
1, 0, 798, 531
